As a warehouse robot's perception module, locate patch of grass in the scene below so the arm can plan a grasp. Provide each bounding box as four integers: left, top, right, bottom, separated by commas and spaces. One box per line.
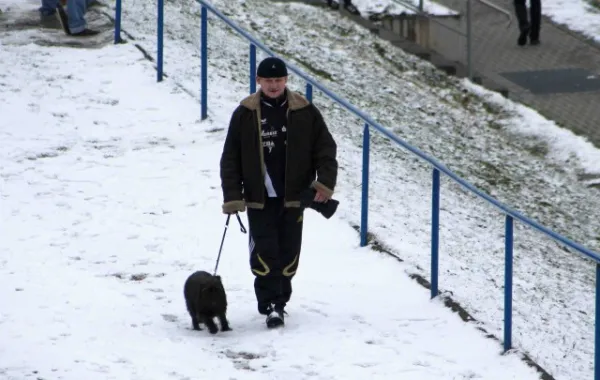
372, 42, 407, 74
373, 42, 386, 58
488, 120, 503, 130
465, 159, 524, 195
482, 101, 501, 115
527, 141, 549, 158
452, 92, 474, 108
293, 57, 334, 82
585, 0, 600, 12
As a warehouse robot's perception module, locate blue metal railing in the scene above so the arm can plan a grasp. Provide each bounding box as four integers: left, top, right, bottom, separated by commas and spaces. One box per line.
113, 1, 600, 377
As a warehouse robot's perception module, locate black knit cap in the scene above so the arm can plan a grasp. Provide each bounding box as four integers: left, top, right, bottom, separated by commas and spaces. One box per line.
257, 57, 288, 78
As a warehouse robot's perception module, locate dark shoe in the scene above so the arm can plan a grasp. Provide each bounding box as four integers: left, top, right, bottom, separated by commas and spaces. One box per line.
299, 188, 339, 219
266, 307, 285, 328
55, 3, 70, 35
326, 0, 340, 9
517, 27, 529, 46
530, 38, 540, 46
344, 3, 360, 15
71, 28, 100, 37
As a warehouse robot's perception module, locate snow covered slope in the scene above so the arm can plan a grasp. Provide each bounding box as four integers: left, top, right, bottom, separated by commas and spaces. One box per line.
3, 0, 600, 378
0, 29, 545, 380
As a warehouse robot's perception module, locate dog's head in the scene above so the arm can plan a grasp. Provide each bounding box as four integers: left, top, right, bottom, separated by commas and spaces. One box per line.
200, 275, 227, 310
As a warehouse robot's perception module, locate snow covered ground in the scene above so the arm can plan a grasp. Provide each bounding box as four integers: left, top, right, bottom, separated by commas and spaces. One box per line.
539, 0, 600, 42
3, 0, 600, 379
112, 1, 600, 377
0, 21, 546, 380
351, 0, 458, 17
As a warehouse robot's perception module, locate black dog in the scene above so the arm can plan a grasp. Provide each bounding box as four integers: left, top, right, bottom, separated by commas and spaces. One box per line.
183, 271, 231, 334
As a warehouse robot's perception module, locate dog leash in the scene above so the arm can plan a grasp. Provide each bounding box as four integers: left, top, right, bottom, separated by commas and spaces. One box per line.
214, 213, 247, 275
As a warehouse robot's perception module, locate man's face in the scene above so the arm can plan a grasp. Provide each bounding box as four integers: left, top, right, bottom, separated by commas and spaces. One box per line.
257, 76, 287, 99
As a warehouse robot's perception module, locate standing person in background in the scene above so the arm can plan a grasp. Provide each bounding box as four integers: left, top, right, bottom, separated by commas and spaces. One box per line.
39, 0, 99, 36
514, 0, 541, 46
219, 57, 338, 329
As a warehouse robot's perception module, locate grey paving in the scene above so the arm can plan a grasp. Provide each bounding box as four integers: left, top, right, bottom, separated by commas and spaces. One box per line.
423, 0, 600, 146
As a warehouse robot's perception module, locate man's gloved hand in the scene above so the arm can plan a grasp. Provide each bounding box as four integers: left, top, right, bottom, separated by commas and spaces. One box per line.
222, 200, 245, 215
299, 188, 339, 219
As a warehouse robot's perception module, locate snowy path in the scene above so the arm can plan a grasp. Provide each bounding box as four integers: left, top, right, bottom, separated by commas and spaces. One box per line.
0, 40, 544, 379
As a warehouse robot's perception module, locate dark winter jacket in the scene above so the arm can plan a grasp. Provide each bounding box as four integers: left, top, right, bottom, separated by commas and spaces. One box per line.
220, 89, 338, 214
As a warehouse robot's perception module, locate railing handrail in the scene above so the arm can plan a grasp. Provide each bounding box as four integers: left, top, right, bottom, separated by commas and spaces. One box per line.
474, 0, 512, 27
195, 0, 600, 264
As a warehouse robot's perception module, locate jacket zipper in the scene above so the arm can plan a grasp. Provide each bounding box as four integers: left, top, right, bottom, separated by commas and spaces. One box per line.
256, 109, 266, 206
284, 108, 291, 205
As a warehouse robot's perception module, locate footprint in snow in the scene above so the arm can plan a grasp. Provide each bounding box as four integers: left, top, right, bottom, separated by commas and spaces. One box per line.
302, 305, 328, 317
351, 314, 370, 325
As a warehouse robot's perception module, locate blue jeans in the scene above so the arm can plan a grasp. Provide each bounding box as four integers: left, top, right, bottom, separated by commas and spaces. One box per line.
39, 0, 91, 34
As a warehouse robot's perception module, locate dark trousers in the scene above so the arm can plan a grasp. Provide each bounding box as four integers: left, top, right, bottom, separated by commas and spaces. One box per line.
247, 197, 304, 311
514, 0, 541, 41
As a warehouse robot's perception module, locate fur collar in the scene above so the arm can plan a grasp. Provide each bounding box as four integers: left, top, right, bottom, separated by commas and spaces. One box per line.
240, 88, 310, 111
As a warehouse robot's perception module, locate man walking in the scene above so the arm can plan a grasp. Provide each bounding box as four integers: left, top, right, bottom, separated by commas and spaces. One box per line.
219, 57, 338, 329
514, 0, 541, 46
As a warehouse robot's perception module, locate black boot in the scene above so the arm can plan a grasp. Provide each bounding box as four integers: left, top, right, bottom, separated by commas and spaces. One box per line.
266, 305, 285, 328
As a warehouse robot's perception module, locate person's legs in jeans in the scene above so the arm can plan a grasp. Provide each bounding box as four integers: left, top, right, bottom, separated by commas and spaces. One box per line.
66, 0, 89, 34
39, 0, 58, 16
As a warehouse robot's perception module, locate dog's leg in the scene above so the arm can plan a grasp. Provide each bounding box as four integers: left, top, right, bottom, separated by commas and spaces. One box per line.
218, 313, 232, 331
191, 313, 202, 331
201, 314, 219, 334
187, 302, 202, 330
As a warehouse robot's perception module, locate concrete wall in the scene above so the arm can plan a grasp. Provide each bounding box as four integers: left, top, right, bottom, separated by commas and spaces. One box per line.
379, 13, 466, 64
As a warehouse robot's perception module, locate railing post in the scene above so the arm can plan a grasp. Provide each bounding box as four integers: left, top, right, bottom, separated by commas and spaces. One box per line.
157, 0, 164, 82
596, 264, 600, 380
466, 0, 473, 80
114, 0, 122, 44
419, 0, 424, 12
431, 168, 440, 298
249, 44, 256, 94
306, 83, 313, 103
504, 215, 514, 352
360, 123, 370, 247
200, 6, 208, 120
